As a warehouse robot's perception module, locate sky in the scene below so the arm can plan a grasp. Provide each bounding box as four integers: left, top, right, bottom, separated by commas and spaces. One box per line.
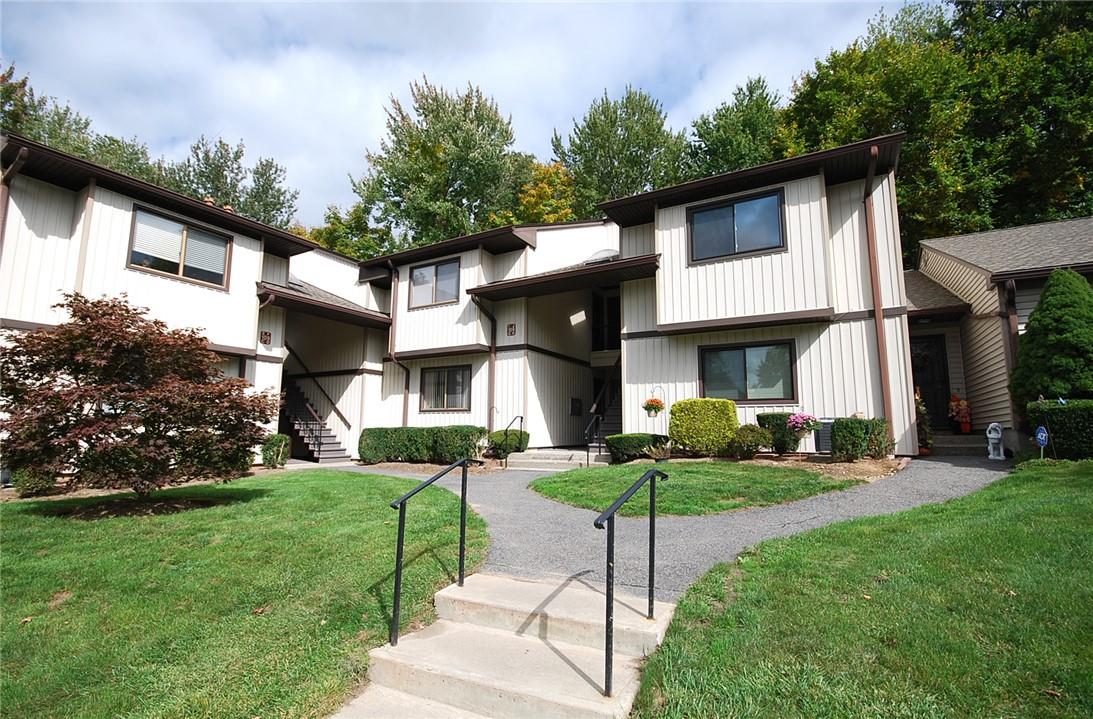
1, 1, 885, 225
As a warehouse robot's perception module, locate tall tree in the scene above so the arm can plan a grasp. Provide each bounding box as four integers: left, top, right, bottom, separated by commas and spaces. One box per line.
785, 5, 993, 265
491, 161, 577, 226
552, 87, 687, 217
309, 203, 400, 260
688, 77, 794, 178
349, 78, 529, 248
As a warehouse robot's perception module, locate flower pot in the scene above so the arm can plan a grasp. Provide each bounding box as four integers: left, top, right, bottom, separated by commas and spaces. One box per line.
960, 421, 971, 434
646, 409, 660, 418
919, 446, 932, 456
795, 429, 811, 439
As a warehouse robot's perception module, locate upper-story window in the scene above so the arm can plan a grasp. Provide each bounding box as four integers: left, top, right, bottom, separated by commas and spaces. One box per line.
409, 258, 460, 308
129, 208, 231, 288
700, 340, 795, 403
688, 189, 784, 263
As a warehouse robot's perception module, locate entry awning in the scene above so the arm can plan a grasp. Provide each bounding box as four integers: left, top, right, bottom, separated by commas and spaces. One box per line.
904, 270, 969, 321
257, 278, 392, 329
467, 254, 659, 301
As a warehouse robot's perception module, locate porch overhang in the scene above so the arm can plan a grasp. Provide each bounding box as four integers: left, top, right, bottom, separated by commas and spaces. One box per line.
467, 253, 660, 302
256, 281, 391, 329
904, 270, 970, 323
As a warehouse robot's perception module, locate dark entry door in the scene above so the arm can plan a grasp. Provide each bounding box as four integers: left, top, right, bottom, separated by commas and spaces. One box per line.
910, 335, 951, 427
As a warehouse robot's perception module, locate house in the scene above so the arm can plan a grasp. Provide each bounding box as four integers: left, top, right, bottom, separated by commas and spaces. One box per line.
907, 217, 1093, 450
1, 131, 921, 460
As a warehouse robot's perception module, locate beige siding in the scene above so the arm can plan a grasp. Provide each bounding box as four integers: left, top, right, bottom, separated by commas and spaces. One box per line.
621, 278, 655, 334
262, 253, 288, 285
527, 290, 591, 357
290, 248, 376, 309
656, 175, 830, 325
525, 351, 592, 447
0, 176, 81, 325
494, 351, 528, 433
919, 247, 1012, 428
494, 298, 527, 348
80, 186, 263, 350
872, 172, 908, 308
526, 223, 618, 275
620, 317, 914, 455
885, 315, 919, 455
488, 249, 527, 282
394, 249, 486, 352
620, 223, 654, 258
406, 354, 490, 428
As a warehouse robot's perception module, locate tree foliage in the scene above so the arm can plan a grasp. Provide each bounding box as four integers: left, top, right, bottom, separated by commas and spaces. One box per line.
1009, 269, 1093, 410
0, 294, 277, 496
1, 64, 300, 228
552, 87, 687, 217
689, 77, 795, 178
491, 161, 577, 226
349, 78, 531, 248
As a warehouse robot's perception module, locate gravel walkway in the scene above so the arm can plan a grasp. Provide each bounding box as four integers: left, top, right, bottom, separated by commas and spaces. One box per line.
328, 456, 1010, 600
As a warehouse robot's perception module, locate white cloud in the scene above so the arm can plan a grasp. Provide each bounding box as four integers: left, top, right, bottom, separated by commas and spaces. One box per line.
1, 1, 882, 225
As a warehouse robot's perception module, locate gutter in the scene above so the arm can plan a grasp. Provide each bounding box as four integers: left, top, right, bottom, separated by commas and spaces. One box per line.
387, 261, 410, 426
470, 294, 497, 433
862, 145, 896, 443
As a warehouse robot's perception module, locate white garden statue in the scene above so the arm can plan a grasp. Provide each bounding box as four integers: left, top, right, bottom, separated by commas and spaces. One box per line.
986, 422, 1005, 460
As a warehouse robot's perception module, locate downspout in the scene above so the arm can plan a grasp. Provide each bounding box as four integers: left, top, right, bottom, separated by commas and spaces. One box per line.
1002, 279, 1021, 428
862, 145, 895, 444
471, 294, 497, 432
387, 261, 410, 426
0, 146, 30, 261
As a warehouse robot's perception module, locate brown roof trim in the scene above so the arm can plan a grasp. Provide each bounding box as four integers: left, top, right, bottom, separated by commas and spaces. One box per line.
598, 133, 906, 227
907, 303, 970, 320
990, 262, 1093, 283
360, 225, 538, 270
467, 253, 659, 301
1, 133, 326, 259
207, 342, 257, 358
383, 343, 490, 361
654, 307, 835, 336
917, 243, 993, 278
257, 281, 392, 329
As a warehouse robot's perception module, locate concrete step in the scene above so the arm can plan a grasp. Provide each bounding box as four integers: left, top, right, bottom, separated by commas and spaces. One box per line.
504, 458, 608, 471
367, 620, 641, 719
334, 685, 488, 718
513, 449, 593, 461
435, 573, 674, 657
930, 433, 986, 456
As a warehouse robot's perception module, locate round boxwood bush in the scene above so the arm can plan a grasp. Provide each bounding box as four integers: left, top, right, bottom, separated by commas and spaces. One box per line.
730, 424, 772, 459
261, 433, 291, 468
756, 412, 799, 454
12, 468, 56, 498
668, 398, 739, 456
488, 430, 530, 459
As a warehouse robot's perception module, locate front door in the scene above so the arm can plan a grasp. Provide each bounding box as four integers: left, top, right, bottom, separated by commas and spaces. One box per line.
910, 334, 951, 427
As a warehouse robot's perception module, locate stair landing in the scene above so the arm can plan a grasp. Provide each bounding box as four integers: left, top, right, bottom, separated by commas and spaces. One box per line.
333, 572, 675, 719
504, 448, 611, 471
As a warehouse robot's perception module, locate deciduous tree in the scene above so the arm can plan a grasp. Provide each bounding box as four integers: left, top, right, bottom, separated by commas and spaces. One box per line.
0, 294, 277, 497
491, 161, 577, 225
688, 77, 794, 178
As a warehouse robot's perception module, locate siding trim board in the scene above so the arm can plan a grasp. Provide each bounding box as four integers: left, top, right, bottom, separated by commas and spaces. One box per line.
656, 307, 835, 335
384, 343, 491, 361
497, 343, 592, 368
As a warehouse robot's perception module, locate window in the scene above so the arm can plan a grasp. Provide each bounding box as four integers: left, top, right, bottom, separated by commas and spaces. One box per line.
420, 365, 471, 411
688, 190, 784, 263
409, 258, 460, 308
214, 355, 246, 380
700, 341, 795, 402
129, 208, 231, 287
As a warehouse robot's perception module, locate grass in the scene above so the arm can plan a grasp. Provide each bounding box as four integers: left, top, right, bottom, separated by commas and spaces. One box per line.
529, 460, 860, 516
632, 459, 1093, 718
0, 469, 488, 719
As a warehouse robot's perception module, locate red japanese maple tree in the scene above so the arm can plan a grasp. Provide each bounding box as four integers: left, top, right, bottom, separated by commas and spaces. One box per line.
0, 294, 277, 496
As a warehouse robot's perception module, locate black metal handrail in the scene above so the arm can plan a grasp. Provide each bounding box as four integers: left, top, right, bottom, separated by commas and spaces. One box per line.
285, 343, 352, 430
285, 388, 327, 458
584, 414, 603, 466
388, 458, 480, 646
500, 414, 524, 468
592, 467, 667, 697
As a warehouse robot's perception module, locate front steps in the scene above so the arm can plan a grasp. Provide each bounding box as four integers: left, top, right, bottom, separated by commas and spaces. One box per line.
505, 448, 611, 471
930, 431, 987, 457
335, 572, 675, 719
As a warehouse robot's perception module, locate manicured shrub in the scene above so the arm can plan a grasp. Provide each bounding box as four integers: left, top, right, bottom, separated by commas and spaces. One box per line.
11, 468, 56, 498
865, 418, 893, 459
756, 412, 799, 454
357, 426, 487, 464
1010, 269, 1093, 409
604, 433, 669, 464
488, 430, 530, 459
668, 398, 739, 456
261, 434, 291, 468
730, 424, 772, 459
831, 417, 870, 461
1025, 400, 1093, 460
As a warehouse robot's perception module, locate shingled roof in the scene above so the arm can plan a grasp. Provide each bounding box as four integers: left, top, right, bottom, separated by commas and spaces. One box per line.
903, 270, 969, 318
920, 216, 1093, 281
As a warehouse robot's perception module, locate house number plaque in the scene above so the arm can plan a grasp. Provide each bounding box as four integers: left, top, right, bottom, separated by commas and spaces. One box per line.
259, 330, 272, 345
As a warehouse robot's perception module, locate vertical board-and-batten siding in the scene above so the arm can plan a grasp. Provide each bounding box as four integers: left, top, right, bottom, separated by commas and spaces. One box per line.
655, 175, 830, 325
393, 249, 486, 353
526, 351, 591, 447
0, 175, 81, 325
919, 246, 1012, 428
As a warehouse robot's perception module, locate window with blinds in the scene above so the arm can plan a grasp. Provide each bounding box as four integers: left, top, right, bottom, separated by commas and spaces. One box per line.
420, 365, 471, 411
129, 209, 231, 287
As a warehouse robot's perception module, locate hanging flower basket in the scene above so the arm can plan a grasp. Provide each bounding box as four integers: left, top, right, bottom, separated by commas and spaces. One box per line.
642, 397, 664, 417
787, 412, 821, 439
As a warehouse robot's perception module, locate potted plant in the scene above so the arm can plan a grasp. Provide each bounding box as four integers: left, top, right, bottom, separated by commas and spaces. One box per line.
948, 394, 972, 434
643, 397, 665, 418
645, 442, 671, 463
786, 412, 821, 439
916, 391, 934, 455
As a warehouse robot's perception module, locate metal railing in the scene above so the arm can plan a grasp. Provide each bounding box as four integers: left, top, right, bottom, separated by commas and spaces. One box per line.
284, 387, 328, 459
592, 467, 667, 696
500, 414, 524, 468
388, 458, 479, 646
584, 414, 603, 467
285, 343, 351, 430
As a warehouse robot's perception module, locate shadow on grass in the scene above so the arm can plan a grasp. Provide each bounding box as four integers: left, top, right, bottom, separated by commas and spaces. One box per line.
365, 543, 459, 639
23, 487, 272, 520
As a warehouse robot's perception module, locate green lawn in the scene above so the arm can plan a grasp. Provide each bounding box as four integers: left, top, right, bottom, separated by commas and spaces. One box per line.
633, 460, 1093, 718
529, 461, 860, 516
1, 469, 487, 719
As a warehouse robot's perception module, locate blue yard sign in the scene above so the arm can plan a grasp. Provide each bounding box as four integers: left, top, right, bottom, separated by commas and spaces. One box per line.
1036, 426, 1049, 447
